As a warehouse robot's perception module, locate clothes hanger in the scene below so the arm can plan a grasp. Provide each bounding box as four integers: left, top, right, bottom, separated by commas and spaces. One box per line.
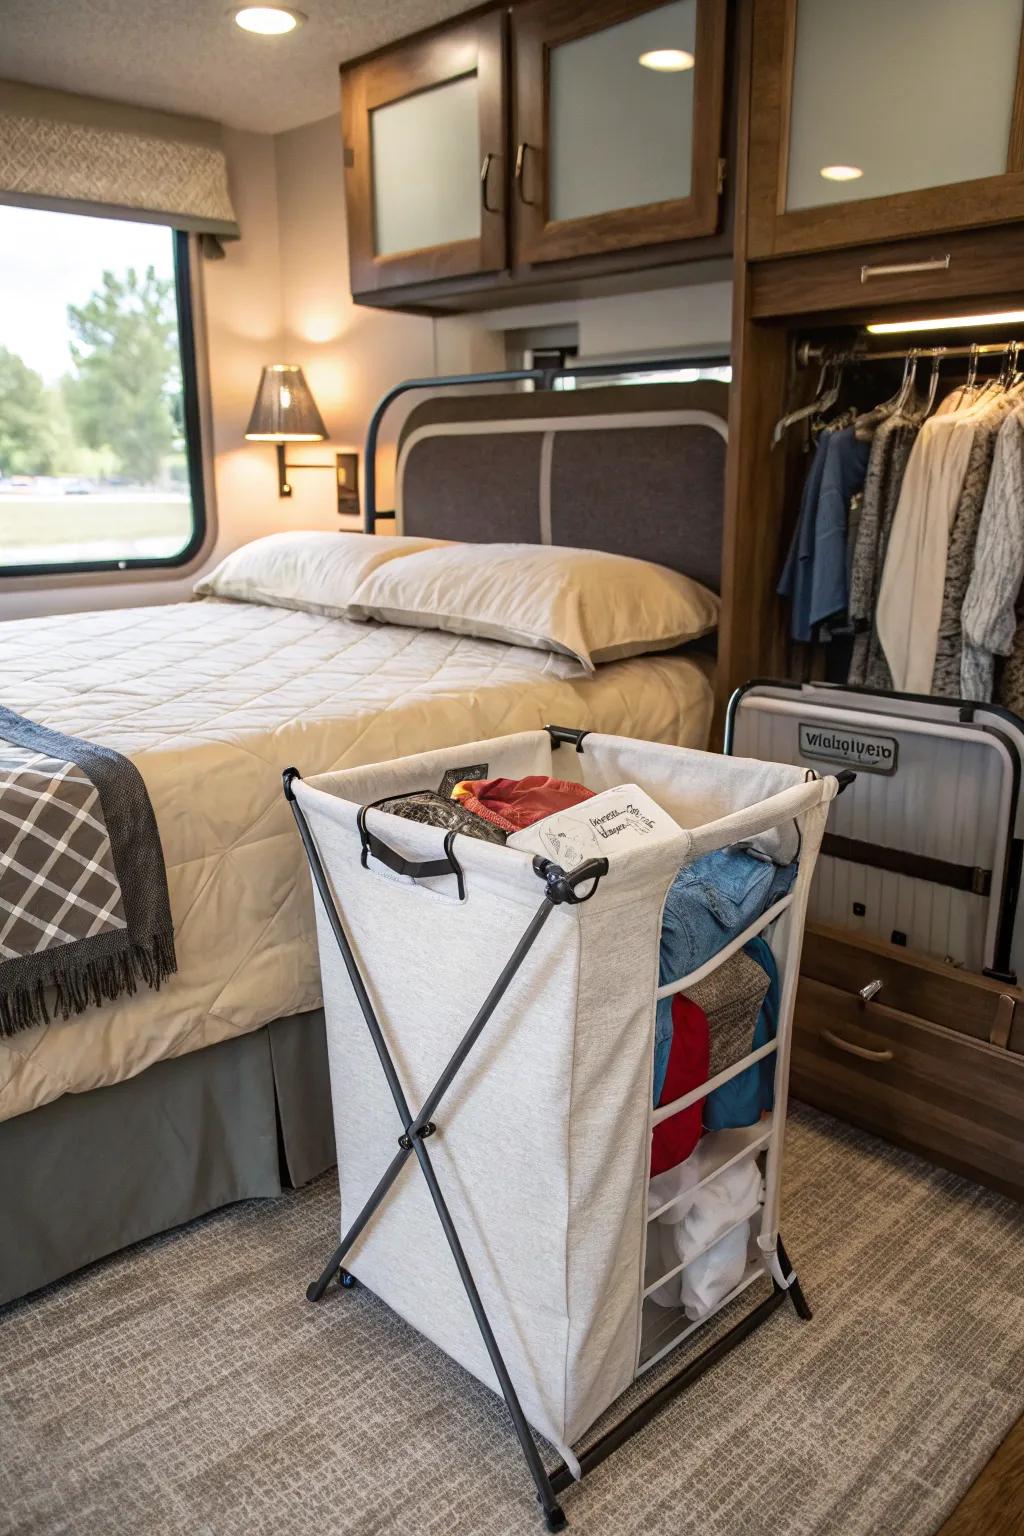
918, 348, 944, 417
771, 359, 844, 447
893, 350, 919, 412
965, 342, 980, 392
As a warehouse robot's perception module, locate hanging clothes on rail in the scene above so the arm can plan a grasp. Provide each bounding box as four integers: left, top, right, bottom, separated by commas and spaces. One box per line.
960, 407, 1024, 703
847, 398, 926, 689
778, 419, 867, 642
875, 387, 984, 694
931, 388, 1022, 696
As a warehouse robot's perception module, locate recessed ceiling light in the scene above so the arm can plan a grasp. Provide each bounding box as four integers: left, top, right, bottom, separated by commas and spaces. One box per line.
638, 48, 694, 71
866, 310, 1024, 335
233, 6, 305, 35
820, 164, 863, 182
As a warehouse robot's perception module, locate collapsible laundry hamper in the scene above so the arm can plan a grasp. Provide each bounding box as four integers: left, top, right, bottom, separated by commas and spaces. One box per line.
285, 727, 843, 1530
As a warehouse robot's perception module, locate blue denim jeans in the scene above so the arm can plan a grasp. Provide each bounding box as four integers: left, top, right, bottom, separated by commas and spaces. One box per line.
653, 849, 796, 1104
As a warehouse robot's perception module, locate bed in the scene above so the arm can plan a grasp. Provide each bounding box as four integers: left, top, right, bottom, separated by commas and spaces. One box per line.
0, 378, 727, 1303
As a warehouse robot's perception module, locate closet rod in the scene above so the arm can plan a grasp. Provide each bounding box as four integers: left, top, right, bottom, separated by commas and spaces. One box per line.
797, 340, 1017, 367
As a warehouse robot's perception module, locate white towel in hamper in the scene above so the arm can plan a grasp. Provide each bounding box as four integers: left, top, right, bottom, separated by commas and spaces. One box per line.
295, 729, 835, 1457
680, 1221, 752, 1319
645, 1155, 762, 1310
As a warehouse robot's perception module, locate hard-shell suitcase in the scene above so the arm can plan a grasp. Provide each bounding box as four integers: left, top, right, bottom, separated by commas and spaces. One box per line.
725, 680, 1024, 982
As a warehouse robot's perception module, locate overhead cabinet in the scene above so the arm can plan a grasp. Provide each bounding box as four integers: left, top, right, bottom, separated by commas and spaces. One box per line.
341, 12, 508, 296
511, 0, 727, 265
747, 0, 1024, 260
340, 0, 729, 306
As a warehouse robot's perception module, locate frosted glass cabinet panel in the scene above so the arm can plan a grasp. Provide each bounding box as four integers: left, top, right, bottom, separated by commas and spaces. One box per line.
372, 76, 482, 257
747, 0, 1024, 258
341, 13, 506, 294
786, 0, 1024, 212
513, 0, 727, 265
547, 0, 695, 223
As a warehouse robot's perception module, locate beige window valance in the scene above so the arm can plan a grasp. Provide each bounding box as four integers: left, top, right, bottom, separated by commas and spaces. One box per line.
0, 81, 239, 237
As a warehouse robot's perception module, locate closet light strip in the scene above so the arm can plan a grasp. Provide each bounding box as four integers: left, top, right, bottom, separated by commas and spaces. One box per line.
642, 1198, 764, 1298
651, 1039, 778, 1125
655, 892, 794, 1000
647, 1122, 774, 1222
635, 1262, 770, 1376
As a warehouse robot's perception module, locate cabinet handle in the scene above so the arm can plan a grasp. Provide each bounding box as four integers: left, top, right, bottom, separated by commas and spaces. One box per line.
479, 152, 499, 214
860, 255, 951, 283
859, 978, 883, 1002
820, 1027, 894, 1063
514, 141, 535, 205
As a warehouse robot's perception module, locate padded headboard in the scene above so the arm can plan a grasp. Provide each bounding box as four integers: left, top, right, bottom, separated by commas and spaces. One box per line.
394, 381, 728, 593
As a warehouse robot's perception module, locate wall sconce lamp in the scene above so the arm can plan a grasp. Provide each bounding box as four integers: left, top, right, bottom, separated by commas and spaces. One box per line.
245, 364, 359, 514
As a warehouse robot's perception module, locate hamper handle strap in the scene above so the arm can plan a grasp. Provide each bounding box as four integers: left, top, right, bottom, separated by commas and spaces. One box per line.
356, 806, 466, 900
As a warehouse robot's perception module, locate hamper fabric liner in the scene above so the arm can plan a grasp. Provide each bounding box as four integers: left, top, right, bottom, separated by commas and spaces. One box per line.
294, 731, 835, 1461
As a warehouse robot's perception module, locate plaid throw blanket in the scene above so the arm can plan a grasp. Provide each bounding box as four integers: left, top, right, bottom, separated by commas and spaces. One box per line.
0, 707, 176, 1037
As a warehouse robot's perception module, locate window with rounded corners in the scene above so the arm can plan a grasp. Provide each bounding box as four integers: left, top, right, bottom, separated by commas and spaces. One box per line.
0, 208, 206, 578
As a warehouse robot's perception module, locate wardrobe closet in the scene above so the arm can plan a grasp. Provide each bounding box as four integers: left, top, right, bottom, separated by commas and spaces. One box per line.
720, 0, 1024, 1199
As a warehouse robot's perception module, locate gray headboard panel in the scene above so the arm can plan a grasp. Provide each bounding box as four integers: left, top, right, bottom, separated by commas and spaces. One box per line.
396, 381, 728, 592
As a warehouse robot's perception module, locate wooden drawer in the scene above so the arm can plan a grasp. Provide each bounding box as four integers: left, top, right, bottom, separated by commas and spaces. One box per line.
801, 924, 1024, 1052
793, 975, 1024, 1201
748, 223, 1024, 323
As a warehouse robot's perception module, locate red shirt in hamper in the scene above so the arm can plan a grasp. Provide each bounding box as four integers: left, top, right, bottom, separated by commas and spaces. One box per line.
451, 775, 594, 834
650, 997, 710, 1178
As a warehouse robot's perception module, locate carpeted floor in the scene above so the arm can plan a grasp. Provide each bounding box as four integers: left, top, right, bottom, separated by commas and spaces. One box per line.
2, 1105, 1024, 1536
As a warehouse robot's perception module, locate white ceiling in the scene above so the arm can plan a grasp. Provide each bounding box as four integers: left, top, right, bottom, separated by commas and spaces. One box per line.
1, 0, 478, 134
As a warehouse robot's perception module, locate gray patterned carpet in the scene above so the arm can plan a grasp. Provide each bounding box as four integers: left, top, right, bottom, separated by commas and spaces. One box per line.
3, 1105, 1024, 1536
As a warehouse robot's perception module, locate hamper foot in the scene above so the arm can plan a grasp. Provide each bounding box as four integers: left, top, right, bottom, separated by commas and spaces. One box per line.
775, 1236, 812, 1321
786, 1275, 812, 1322
543, 1503, 567, 1531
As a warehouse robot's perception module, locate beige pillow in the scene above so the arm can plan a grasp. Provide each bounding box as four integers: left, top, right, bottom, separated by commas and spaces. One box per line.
193, 531, 452, 617
347, 542, 719, 672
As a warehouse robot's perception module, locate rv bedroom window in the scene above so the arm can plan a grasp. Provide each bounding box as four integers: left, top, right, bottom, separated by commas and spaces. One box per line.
0, 205, 205, 577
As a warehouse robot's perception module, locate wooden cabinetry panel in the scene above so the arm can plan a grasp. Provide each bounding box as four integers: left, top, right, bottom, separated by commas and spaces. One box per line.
801, 924, 1024, 1049
512, 0, 728, 265
748, 224, 1024, 322
794, 974, 1024, 1200
341, 11, 507, 294
747, 0, 1024, 260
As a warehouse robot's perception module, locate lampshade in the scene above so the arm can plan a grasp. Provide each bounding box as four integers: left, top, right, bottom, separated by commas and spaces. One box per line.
245, 364, 328, 442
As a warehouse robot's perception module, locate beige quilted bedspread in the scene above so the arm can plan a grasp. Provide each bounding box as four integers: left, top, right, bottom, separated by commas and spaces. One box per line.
0, 598, 714, 1121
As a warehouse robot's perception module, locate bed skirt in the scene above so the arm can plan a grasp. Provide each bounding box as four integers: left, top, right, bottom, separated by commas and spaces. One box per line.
0, 1009, 336, 1307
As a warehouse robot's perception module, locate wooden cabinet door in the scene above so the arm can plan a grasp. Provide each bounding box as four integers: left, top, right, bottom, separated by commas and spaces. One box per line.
748, 0, 1024, 260
342, 13, 508, 295
511, 0, 727, 266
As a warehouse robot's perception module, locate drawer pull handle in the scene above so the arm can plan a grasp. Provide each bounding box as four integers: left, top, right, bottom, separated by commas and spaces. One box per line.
821, 1028, 894, 1063
859, 978, 883, 1002
860, 255, 951, 283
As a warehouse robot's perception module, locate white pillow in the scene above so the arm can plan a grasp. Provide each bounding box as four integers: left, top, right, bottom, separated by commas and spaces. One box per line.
193, 531, 453, 617
347, 542, 719, 672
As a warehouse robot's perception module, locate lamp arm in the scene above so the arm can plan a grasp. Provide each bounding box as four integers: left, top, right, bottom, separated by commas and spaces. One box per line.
276, 443, 359, 512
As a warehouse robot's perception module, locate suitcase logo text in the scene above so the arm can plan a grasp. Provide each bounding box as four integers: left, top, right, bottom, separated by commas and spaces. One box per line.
798, 723, 899, 776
